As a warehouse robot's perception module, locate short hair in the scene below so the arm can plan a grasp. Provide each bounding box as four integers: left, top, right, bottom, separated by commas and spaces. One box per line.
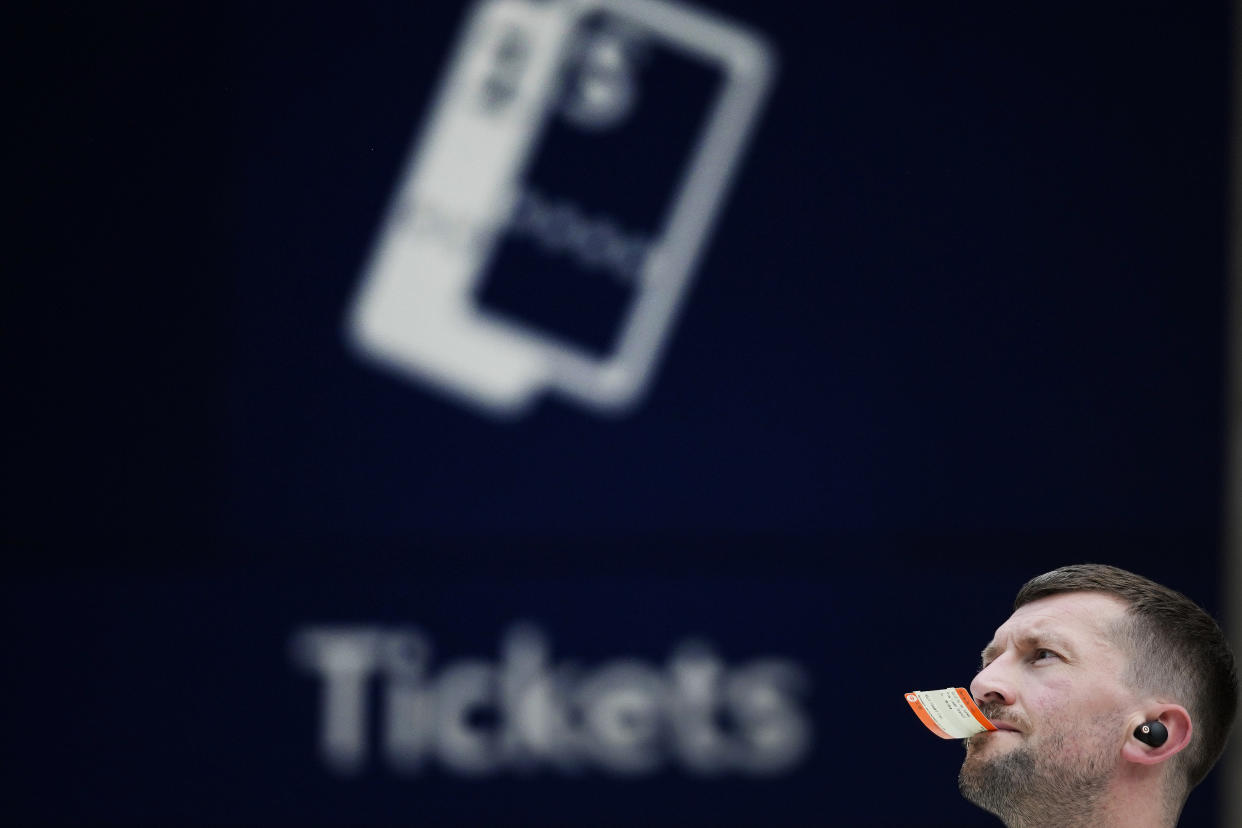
1013, 563, 1238, 792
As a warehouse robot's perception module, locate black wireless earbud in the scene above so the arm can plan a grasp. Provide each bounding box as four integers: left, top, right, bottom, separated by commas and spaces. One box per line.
1134, 720, 1168, 747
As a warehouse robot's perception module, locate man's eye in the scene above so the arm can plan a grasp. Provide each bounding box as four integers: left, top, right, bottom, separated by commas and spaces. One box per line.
1033, 649, 1058, 662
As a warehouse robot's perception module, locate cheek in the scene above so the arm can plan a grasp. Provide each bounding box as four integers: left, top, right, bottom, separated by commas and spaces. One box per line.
1022, 676, 1074, 718
1025, 677, 1128, 757
1023, 677, 1114, 735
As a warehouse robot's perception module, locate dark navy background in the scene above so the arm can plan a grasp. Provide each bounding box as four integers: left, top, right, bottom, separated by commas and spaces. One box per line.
9, 1, 1233, 825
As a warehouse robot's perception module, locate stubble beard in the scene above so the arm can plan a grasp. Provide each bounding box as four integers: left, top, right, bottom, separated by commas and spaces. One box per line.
958, 720, 1113, 828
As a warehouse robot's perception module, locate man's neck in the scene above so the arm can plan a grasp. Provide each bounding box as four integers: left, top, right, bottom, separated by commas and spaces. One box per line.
999, 784, 1178, 828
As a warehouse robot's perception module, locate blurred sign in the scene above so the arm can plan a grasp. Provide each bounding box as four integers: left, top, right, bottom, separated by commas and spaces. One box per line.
348, 0, 775, 415
292, 622, 812, 776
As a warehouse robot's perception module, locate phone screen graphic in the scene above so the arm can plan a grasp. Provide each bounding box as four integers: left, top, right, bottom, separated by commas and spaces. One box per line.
348, 0, 774, 415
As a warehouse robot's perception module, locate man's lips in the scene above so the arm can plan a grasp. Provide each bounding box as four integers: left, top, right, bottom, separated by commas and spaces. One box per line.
989, 721, 1022, 733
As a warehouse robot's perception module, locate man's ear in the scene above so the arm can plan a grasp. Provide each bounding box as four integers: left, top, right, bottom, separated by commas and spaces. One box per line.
1121, 704, 1193, 766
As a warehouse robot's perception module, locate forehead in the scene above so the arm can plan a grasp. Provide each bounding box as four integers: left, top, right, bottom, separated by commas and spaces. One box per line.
988, 591, 1129, 652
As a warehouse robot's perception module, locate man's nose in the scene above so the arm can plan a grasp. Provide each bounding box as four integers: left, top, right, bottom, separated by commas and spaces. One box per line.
970, 658, 1016, 706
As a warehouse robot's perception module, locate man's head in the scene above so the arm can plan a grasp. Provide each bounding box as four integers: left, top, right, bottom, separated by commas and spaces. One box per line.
958, 564, 1237, 827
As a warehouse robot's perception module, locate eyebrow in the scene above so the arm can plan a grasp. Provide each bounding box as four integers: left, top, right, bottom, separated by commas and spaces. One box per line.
980, 632, 1074, 667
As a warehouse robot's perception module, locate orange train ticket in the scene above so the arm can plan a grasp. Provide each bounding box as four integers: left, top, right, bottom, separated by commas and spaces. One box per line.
905, 687, 997, 739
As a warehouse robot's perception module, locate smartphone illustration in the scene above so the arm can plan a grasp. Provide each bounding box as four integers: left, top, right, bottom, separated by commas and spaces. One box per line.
348, 0, 775, 416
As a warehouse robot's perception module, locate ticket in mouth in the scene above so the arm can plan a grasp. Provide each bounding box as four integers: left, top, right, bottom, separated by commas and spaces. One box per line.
904, 687, 997, 739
